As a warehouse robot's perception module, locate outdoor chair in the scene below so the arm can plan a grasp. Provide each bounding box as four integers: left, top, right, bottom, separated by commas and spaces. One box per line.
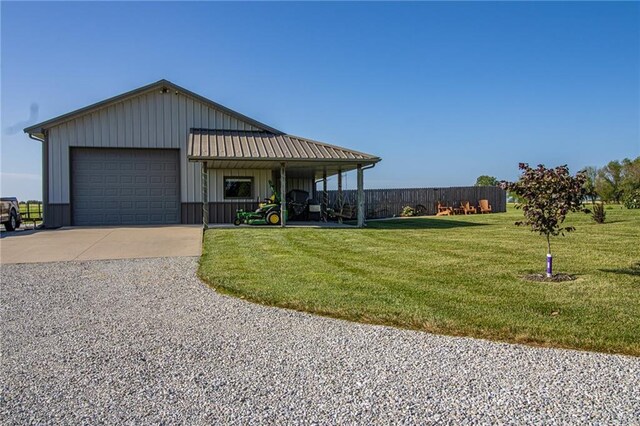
478, 199, 492, 214
461, 201, 476, 215
436, 202, 453, 216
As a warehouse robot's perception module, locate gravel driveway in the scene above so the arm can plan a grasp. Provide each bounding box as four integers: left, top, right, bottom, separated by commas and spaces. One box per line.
2, 257, 638, 424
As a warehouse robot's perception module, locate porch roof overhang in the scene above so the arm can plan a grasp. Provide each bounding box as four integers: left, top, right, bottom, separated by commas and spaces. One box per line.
187, 129, 380, 179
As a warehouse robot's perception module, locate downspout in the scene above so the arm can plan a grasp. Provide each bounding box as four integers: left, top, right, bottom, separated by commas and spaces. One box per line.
28, 131, 47, 228
357, 163, 376, 228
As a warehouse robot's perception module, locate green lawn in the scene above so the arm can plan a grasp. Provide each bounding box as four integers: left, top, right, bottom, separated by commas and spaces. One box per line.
198, 207, 640, 356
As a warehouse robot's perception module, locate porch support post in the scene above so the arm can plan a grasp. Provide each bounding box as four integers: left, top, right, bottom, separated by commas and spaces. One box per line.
201, 161, 208, 230
280, 162, 287, 227
357, 164, 364, 228
322, 169, 328, 222
337, 169, 343, 224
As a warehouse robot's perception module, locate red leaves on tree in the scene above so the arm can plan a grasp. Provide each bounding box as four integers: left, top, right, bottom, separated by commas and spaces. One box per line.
501, 163, 589, 254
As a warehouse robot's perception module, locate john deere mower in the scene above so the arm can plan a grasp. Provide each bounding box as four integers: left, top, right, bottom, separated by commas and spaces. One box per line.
234, 181, 284, 226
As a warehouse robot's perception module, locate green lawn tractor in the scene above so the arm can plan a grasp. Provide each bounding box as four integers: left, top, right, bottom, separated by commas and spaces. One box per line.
234, 181, 284, 226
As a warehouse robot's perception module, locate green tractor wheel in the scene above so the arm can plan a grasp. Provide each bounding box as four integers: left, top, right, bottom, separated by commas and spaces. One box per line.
266, 211, 281, 225
233, 218, 241, 226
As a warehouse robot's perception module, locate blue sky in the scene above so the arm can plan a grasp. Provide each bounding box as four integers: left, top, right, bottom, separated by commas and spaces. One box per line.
2, 1, 638, 200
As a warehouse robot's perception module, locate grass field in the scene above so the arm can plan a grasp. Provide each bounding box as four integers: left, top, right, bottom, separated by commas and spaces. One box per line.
18, 204, 43, 219
198, 206, 640, 356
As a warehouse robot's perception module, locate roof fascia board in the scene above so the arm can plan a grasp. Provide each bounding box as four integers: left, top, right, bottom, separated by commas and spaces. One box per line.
187, 156, 381, 163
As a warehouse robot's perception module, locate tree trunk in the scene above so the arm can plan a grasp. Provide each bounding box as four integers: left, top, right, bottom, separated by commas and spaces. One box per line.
546, 234, 552, 278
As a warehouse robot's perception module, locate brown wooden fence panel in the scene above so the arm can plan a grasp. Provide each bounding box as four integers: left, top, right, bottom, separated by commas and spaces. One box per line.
319, 186, 506, 219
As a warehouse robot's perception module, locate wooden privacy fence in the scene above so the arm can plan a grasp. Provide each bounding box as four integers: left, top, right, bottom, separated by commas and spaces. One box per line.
320, 186, 506, 219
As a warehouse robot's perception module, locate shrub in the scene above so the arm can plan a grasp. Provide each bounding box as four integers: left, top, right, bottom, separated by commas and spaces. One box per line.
400, 206, 416, 217
592, 203, 606, 224
623, 190, 640, 209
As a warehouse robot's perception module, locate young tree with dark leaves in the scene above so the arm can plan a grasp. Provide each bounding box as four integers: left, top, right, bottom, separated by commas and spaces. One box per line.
501, 163, 589, 277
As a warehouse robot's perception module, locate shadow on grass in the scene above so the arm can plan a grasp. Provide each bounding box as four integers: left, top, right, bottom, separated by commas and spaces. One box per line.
363, 218, 487, 230
600, 262, 640, 277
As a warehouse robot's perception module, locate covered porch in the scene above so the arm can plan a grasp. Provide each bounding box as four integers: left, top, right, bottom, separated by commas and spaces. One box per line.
187, 129, 381, 228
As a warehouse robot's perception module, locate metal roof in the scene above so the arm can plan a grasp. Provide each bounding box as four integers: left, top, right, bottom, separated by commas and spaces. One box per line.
187, 129, 381, 164
24, 79, 283, 136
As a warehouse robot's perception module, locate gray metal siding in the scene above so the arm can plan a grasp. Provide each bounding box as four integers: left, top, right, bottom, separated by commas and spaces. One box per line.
45, 204, 71, 228
205, 169, 314, 202
286, 177, 314, 195
181, 202, 260, 224
71, 148, 180, 226
180, 170, 315, 223
47, 90, 262, 204
207, 169, 272, 202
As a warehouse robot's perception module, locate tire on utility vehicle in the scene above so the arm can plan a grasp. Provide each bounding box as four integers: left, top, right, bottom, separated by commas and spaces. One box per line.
266, 211, 281, 225
233, 218, 241, 226
4, 210, 18, 231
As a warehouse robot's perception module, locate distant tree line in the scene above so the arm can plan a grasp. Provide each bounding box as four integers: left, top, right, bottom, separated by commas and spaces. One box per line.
475, 156, 640, 208
582, 157, 640, 208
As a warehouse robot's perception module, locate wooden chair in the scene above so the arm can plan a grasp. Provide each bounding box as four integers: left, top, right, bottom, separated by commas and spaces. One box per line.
461, 201, 476, 215
436, 202, 453, 216
478, 199, 492, 214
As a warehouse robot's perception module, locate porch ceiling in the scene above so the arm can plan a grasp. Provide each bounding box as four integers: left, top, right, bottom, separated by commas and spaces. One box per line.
200, 159, 365, 179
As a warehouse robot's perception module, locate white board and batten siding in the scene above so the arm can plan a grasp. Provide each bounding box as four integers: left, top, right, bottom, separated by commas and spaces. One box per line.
46, 89, 263, 204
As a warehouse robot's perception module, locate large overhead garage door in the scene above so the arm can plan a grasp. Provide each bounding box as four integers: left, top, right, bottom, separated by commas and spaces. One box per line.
71, 148, 180, 226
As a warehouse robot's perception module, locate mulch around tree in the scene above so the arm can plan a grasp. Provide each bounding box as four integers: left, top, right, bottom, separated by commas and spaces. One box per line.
523, 273, 576, 282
